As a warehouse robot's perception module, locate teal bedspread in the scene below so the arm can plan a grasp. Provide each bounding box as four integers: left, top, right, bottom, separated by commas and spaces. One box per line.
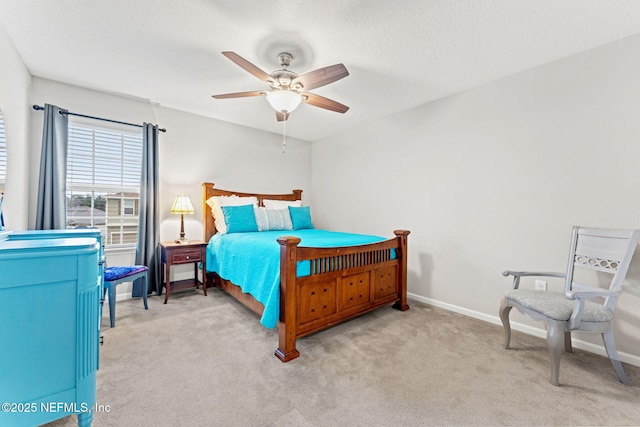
206, 229, 387, 328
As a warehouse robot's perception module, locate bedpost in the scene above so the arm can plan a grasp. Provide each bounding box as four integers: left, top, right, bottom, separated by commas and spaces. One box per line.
392, 230, 410, 311
275, 236, 301, 362
202, 182, 216, 243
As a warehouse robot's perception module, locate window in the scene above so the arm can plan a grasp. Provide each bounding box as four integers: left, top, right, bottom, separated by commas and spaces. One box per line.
122, 199, 135, 215
0, 112, 6, 196
66, 123, 142, 247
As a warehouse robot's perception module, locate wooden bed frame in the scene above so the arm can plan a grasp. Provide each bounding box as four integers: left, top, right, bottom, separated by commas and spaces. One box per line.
202, 182, 410, 362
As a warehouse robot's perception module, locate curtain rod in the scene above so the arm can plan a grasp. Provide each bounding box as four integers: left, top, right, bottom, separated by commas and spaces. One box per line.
32, 105, 167, 133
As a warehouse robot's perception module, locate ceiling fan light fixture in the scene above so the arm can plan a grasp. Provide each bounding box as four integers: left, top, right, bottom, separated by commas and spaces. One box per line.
266, 89, 302, 113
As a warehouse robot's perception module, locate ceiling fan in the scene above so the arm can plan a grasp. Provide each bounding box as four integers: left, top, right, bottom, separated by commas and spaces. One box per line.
212, 51, 349, 122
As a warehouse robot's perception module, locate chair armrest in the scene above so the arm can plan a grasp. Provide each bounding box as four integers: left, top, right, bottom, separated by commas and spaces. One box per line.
566, 282, 619, 300
502, 271, 566, 289
566, 288, 618, 330
502, 271, 565, 278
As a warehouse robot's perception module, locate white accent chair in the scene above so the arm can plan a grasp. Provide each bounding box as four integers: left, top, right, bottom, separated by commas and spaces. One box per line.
499, 226, 640, 386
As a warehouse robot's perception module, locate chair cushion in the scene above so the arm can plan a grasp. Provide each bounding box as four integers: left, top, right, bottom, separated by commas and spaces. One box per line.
505, 289, 612, 322
104, 266, 148, 282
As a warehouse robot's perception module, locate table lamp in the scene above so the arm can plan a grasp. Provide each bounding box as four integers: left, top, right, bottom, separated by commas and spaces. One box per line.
170, 195, 195, 243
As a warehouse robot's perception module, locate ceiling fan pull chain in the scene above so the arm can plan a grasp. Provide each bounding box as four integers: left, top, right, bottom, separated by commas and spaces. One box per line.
282, 118, 287, 154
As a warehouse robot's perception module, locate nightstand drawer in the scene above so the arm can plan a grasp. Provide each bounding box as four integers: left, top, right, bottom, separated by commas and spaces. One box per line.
171, 251, 202, 264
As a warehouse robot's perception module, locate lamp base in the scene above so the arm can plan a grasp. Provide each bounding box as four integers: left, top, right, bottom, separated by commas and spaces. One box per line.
175, 214, 190, 244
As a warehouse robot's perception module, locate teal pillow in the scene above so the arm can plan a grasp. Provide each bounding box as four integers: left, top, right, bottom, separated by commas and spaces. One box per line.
221, 204, 258, 233
289, 206, 314, 230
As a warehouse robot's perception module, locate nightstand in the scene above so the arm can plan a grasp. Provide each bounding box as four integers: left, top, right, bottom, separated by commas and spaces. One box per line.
159, 241, 207, 304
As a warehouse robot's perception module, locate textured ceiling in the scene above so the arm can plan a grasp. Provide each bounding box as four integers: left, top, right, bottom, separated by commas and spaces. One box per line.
1, 0, 640, 141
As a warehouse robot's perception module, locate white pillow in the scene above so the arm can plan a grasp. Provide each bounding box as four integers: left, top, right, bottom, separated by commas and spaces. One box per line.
254, 207, 293, 231
263, 199, 302, 210
206, 195, 258, 234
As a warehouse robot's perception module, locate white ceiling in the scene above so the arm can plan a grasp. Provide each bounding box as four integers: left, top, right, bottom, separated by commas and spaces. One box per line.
1, 0, 640, 142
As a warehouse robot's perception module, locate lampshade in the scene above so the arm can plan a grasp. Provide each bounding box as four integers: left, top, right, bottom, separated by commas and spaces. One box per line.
170, 195, 195, 215
266, 89, 302, 113
171, 195, 195, 243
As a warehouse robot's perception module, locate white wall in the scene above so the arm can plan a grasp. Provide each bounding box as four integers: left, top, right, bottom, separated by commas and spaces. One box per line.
154, 104, 311, 245
311, 34, 640, 364
0, 21, 31, 230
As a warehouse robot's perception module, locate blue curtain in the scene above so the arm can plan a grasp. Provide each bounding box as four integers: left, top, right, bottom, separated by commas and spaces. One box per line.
35, 104, 68, 230
134, 123, 160, 296
0, 193, 4, 230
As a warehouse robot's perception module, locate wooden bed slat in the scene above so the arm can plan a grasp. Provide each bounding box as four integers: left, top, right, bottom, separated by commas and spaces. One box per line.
308, 247, 394, 275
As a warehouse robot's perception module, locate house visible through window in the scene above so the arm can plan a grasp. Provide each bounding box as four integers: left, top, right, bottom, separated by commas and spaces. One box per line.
0, 112, 6, 196
66, 123, 142, 247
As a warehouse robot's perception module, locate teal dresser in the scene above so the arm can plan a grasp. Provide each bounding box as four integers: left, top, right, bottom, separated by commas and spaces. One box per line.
0, 229, 102, 427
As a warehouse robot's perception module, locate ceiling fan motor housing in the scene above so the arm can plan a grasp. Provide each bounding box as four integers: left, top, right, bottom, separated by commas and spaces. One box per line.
277, 52, 293, 68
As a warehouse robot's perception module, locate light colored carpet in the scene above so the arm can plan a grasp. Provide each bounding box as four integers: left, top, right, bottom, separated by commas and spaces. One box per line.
46, 289, 640, 427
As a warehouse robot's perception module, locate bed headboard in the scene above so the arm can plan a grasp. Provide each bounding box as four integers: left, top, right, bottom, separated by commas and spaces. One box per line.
202, 182, 303, 242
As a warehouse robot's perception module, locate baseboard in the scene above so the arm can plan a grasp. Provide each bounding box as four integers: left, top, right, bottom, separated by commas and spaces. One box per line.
408, 292, 640, 368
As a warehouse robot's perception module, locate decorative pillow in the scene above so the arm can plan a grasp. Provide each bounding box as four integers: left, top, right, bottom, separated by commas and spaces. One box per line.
254, 207, 293, 231
263, 199, 302, 210
221, 205, 258, 233
289, 206, 314, 230
206, 195, 258, 234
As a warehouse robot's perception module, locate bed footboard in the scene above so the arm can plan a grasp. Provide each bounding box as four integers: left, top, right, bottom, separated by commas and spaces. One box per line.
275, 230, 410, 362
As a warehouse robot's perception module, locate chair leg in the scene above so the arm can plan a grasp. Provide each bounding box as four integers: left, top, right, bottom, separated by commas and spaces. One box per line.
108, 283, 116, 328
602, 331, 630, 385
142, 275, 148, 310
564, 331, 573, 353
498, 297, 512, 349
547, 323, 564, 386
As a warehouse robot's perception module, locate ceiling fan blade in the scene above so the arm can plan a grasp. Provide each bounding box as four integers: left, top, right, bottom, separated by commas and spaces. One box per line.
292, 64, 349, 91
212, 90, 266, 99
222, 51, 273, 83
302, 92, 349, 114
276, 111, 289, 122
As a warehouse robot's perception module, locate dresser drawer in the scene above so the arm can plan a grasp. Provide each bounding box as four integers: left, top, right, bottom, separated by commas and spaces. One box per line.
171, 249, 202, 264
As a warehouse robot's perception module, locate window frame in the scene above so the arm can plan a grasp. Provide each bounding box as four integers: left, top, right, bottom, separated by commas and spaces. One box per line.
0, 111, 6, 196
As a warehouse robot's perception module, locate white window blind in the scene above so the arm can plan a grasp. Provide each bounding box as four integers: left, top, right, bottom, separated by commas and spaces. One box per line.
66, 123, 142, 247
0, 112, 6, 195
